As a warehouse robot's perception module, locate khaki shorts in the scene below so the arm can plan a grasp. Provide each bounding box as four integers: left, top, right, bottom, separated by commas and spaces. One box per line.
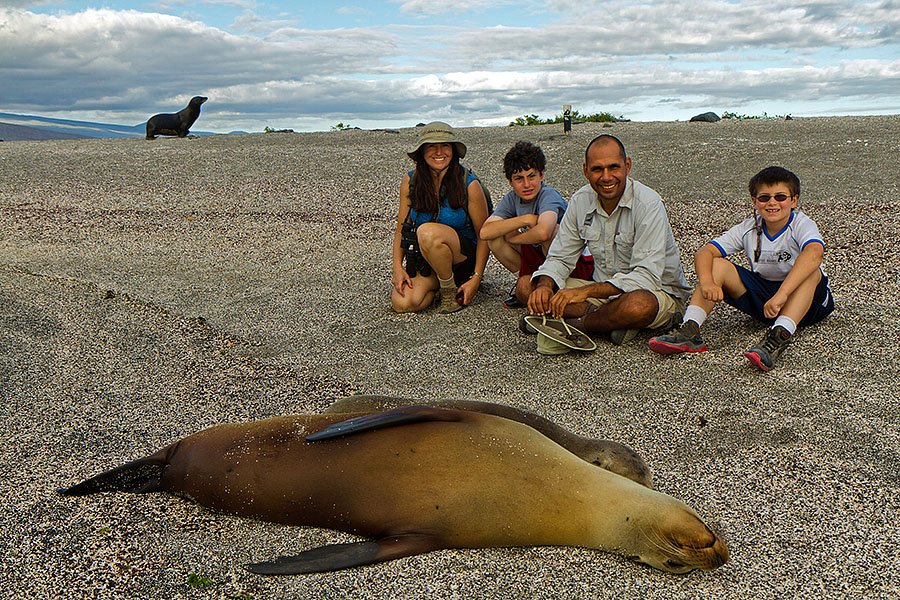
564, 278, 686, 330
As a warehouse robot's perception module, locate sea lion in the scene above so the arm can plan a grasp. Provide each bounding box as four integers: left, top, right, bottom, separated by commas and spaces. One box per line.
59, 407, 728, 575
145, 96, 207, 139
324, 395, 654, 488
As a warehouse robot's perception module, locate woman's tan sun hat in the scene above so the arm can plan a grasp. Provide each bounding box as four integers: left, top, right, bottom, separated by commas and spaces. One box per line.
408, 121, 467, 160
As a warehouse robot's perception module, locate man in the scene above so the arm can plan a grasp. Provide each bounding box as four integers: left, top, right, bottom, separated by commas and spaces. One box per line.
527, 135, 690, 350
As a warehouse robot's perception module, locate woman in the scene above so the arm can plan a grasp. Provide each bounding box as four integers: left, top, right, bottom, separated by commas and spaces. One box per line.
391, 122, 490, 314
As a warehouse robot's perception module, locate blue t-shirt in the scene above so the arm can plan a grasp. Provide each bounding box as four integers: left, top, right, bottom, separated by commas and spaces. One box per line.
407, 170, 478, 245
491, 183, 566, 222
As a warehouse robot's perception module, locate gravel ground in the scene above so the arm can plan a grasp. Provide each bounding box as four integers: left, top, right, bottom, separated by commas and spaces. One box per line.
1, 116, 899, 599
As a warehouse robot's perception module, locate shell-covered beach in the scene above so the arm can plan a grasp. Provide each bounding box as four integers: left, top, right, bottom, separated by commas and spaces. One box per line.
1, 116, 898, 599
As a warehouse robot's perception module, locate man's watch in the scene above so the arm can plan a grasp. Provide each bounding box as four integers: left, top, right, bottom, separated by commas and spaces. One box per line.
517, 226, 529, 233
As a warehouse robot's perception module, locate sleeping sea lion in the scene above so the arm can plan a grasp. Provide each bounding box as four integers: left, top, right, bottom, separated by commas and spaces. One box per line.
59, 407, 728, 575
146, 96, 207, 139
324, 395, 654, 488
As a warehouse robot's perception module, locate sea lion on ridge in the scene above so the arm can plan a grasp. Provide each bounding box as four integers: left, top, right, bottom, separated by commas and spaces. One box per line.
145, 96, 207, 139
58, 407, 728, 575
324, 395, 654, 488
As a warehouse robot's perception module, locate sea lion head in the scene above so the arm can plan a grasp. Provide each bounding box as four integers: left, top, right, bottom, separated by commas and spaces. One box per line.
627, 505, 729, 573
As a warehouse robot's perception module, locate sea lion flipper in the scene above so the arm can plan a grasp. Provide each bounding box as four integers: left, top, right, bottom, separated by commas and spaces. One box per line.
246, 535, 438, 575
57, 456, 167, 496
306, 406, 463, 441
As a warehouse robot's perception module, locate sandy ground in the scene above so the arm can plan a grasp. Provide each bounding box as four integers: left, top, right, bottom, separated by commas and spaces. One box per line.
1, 116, 899, 599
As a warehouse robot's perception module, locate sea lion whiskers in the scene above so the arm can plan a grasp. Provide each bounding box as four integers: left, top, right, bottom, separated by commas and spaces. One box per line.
636, 511, 729, 572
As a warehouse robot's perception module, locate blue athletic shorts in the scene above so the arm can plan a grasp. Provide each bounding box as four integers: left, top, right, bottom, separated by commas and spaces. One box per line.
725, 264, 834, 327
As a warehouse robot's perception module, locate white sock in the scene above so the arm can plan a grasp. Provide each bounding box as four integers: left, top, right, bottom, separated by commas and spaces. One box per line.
774, 316, 797, 335
683, 305, 708, 328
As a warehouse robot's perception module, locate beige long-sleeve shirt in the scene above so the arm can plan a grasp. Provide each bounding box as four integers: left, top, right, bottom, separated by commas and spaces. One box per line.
533, 178, 691, 301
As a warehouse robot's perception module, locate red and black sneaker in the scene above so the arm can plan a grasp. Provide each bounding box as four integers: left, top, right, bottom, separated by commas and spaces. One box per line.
744, 326, 791, 372
648, 320, 708, 355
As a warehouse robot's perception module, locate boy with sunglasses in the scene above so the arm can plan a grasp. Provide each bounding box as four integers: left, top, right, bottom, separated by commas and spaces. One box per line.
649, 166, 834, 371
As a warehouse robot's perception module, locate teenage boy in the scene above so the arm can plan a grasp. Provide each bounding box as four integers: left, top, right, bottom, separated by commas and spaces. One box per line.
649, 166, 834, 371
480, 141, 591, 308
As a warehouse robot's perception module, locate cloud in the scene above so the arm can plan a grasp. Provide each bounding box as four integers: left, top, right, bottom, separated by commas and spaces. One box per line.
230, 10, 298, 33
393, 0, 514, 16
152, 0, 258, 9
0, 2, 898, 131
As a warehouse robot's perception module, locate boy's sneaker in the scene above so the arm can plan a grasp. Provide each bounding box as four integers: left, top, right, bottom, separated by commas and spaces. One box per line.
744, 325, 791, 372
502, 284, 525, 309
648, 320, 707, 355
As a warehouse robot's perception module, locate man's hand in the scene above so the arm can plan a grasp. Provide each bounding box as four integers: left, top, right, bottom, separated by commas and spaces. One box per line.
548, 287, 590, 318
527, 277, 555, 315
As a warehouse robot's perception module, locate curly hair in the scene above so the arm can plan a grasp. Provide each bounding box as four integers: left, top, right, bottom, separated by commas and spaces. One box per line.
503, 141, 547, 180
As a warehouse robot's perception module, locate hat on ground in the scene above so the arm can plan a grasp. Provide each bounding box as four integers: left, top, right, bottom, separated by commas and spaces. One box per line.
408, 121, 467, 160
524, 315, 597, 355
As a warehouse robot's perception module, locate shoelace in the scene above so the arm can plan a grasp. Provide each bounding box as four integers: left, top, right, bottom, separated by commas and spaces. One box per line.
761, 330, 785, 354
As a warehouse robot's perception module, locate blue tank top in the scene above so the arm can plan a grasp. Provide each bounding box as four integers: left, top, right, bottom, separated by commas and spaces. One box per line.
407, 170, 477, 245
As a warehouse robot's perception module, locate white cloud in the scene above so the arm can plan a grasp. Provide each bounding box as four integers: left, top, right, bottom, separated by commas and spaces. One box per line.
393, 0, 513, 16
230, 10, 298, 33
0, 2, 898, 132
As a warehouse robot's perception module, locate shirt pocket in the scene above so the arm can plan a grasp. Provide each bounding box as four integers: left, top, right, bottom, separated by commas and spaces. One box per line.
614, 231, 635, 265
581, 221, 603, 242
615, 231, 634, 247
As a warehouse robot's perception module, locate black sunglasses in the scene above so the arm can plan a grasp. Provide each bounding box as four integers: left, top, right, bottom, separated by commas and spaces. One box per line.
753, 193, 791, 202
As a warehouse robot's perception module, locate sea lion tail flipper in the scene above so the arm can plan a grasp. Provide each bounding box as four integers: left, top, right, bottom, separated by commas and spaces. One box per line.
246, 534, 438, 575
57, 456, 167, 496
306, 406, 466, 441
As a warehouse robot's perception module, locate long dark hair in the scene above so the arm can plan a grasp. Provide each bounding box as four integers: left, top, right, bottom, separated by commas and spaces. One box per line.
408, 146, 466, 215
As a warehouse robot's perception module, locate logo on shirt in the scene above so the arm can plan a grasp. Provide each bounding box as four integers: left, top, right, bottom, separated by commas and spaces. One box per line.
757, 250, 793, 264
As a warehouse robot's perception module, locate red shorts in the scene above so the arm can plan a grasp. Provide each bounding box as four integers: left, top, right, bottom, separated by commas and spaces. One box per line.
519, 245, 594, 280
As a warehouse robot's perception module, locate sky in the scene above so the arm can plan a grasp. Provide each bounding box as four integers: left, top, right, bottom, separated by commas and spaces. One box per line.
1, 0, 899, 133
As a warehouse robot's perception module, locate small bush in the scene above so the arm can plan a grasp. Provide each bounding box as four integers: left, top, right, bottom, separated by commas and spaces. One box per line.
721, 111, 789, 120
509, 110, 625, 126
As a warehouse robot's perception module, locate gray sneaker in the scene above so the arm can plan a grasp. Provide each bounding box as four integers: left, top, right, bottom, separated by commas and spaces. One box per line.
519, 314, 537, 334
648, 320, 707, 355
610, 328, 639, 345
744, 325, 791, 372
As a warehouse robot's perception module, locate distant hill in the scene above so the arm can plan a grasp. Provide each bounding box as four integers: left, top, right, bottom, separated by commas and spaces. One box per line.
0, 112, 213, 141
0, 121, 91, 142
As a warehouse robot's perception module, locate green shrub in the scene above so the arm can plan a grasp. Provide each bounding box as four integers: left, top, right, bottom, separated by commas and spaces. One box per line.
509, 110, 625, 126
721, 111, 789, 120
